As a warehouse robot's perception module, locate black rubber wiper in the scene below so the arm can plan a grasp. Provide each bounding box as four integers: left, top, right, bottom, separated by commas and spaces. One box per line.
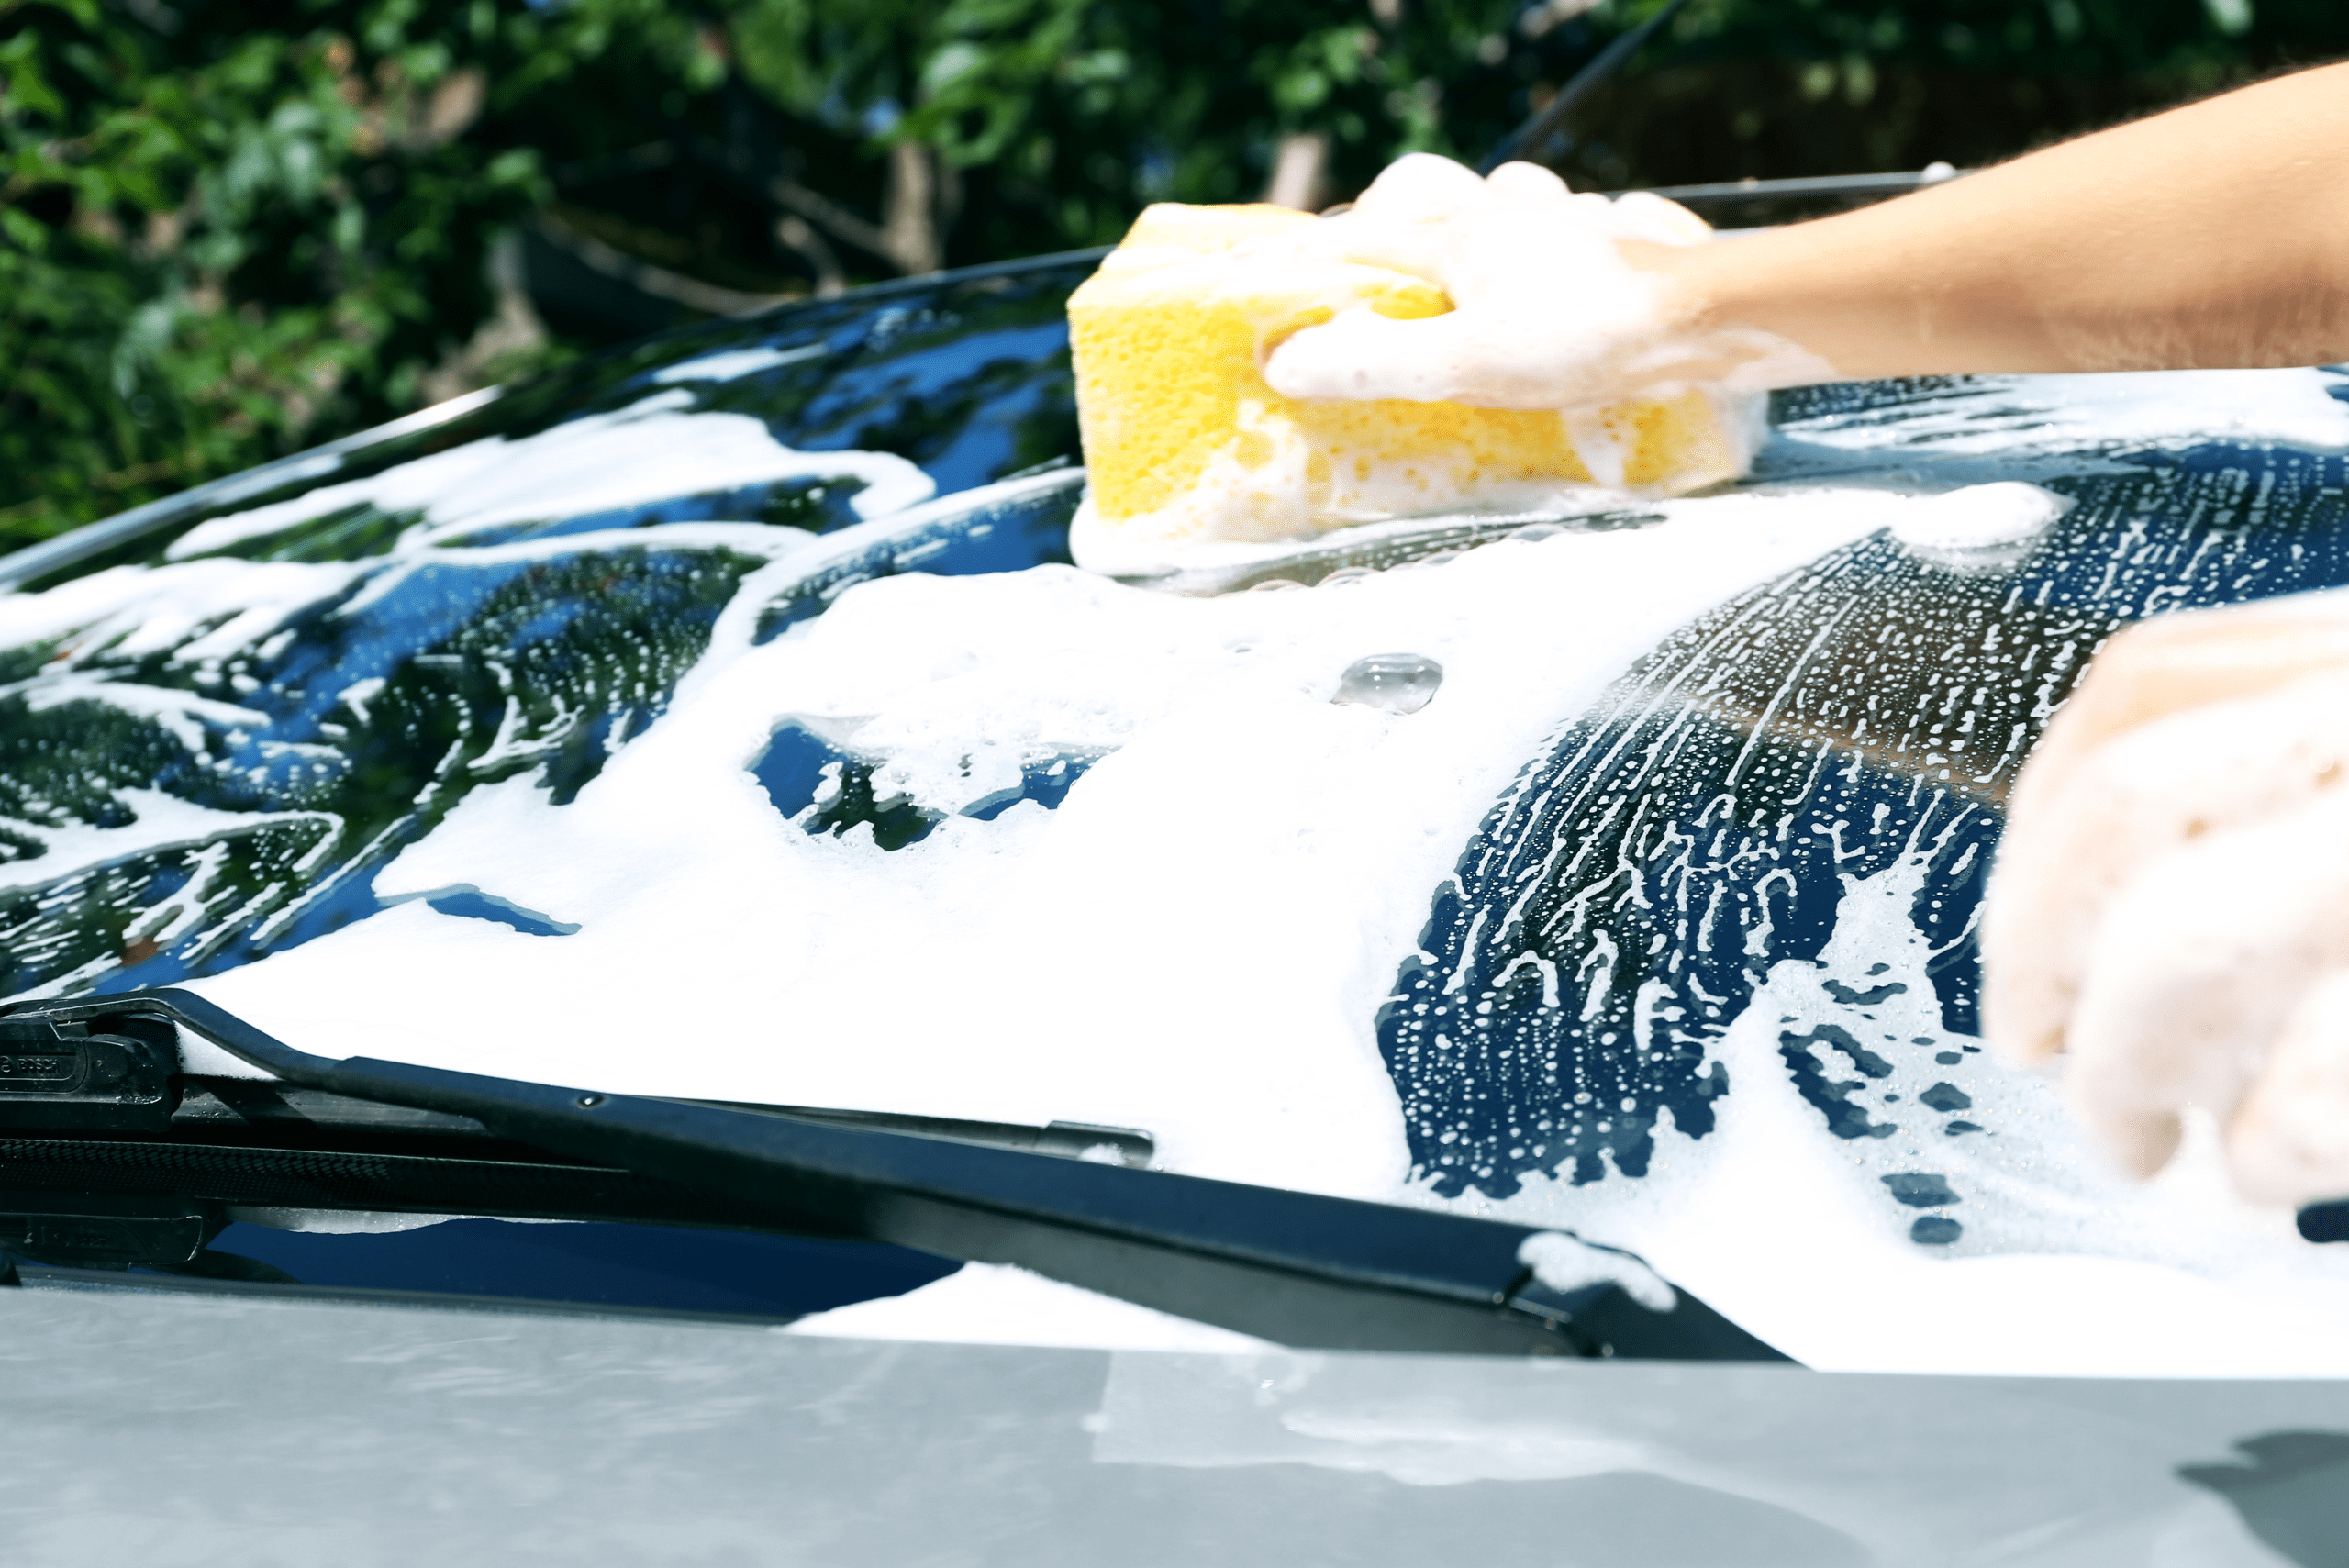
0, 988, 1790, 1361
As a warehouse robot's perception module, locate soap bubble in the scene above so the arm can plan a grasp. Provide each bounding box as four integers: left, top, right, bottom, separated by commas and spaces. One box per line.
1333, 652, 1443, 714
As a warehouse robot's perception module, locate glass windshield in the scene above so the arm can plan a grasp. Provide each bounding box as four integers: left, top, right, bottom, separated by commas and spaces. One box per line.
6, 257, 2349, 1373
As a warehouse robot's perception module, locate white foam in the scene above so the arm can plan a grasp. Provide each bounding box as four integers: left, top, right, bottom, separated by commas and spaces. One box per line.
225, 1207, 469, 1235
164, 390, 935, 560
1788, 368, 2349, 457
651, 344, 827, 384
328, 520, 818, 620
1517, 1231, 1676, 1312
5, 673, 269, 753
1887, 481, 2071, 550
0, 788, 327, 895
785, 1262, 1275, 1352
18, 388, 2349, 1371
185, 492, 1889, 1205
0, 416, 857, 722
1470, 849, 2349, 1376
0, 559, 368, 669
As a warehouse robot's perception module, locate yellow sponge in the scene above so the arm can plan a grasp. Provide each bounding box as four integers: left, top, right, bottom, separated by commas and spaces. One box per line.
1067, 201, 1757, 573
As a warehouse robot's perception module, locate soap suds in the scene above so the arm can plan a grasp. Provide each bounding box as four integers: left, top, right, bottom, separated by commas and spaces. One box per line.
1469, 845, 2349, 1376
226, 1207, 470, 1234
651, 344, 828, 384
184, 491, 1888, 1205
786, 1262, 1276, 1352
1517, 1230, 1677, 1312
153, 477, 2349, 1370
0, 559, 370, 671
166, 390, 934, 560
15, 379, 2349, 1371
1786, 369, 2349, 459
0, 789, 328, 895
1887, 481, 2072, 550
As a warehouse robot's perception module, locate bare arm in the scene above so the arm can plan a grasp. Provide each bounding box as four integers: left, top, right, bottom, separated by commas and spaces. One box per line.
1656, 63, 2349, 384
1264, 65, 2349, 413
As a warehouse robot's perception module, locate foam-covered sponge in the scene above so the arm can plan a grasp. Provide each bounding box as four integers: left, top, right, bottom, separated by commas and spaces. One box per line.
1067, 201, 1758, 573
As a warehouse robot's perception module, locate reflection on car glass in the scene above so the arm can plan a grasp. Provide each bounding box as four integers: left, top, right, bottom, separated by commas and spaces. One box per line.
754, 718, 1097, 851
175, 1217, 960, 1321
1, 1198, 960, 1324
11, 250, 2349, 1372
1386, 421, 2349, 1207
2177, 1429, 2349, 1568
1386, 527, 2120, 1202
0, 264, 1089, 997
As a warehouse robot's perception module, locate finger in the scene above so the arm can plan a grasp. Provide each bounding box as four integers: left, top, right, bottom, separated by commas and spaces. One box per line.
1264, 305, 1612, 409
1281, 156, 1505, 282
1606, 191, 1713, 246
2228, 968, 2349, 1207
1352, 151, 1489, 219
1485, 161, 1572, 203
1982, 668, 2349, 1065
1255, 209, 1455, 288
2009, 591, 2349, 828
1262, 307, 1484, 405
2062, 790, 2349, 1177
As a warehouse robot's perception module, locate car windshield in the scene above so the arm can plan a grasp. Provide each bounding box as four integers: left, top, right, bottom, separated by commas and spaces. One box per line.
6, 251, 2349, 1375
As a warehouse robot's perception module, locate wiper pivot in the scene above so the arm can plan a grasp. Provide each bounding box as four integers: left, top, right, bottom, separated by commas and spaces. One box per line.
0, 1011, 175, 1132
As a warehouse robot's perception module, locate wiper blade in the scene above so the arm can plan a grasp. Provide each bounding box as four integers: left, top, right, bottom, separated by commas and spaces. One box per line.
170, 1073, 1156, 1168
1, 989, 1790, 1361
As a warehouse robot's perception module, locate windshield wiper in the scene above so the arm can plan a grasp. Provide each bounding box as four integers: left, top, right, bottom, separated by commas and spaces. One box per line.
0, 988, 1789, 1361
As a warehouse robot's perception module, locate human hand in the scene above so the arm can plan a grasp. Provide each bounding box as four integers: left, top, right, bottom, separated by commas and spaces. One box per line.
1982, 590, 2349, 1206
1258, 154, 1832, 411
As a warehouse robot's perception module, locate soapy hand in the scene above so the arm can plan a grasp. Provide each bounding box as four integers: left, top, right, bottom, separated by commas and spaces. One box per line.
1260, 154, 1832, 411
1270, 65, 2349, 407
1983, 591, 2349, 1207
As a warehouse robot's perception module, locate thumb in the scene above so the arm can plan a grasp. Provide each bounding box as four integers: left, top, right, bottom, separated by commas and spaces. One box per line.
1293, 213, 1459, 293
1262, 306, 1476, 404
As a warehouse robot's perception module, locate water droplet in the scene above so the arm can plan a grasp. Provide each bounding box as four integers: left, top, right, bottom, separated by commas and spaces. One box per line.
1333, 652, 1443, 714
1247, 576, 1306, 592
1511, 522, 1564, 543
1319, 567, 1378, 588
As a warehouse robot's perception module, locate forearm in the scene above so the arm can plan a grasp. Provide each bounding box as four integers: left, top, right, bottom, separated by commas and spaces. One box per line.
1652, 63, 2349, 384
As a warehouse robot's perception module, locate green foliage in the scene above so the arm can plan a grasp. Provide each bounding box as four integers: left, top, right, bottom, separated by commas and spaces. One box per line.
6, 0, 2345, 557
0, 0, 554, 546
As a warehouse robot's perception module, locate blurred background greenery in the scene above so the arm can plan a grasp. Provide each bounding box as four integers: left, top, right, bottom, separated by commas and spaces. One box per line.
3, 0, 2344, 553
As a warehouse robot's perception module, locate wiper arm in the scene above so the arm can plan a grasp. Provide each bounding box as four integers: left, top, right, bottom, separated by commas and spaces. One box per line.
169, 1074, 1157, 1168
1, 988, 1790, 1361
